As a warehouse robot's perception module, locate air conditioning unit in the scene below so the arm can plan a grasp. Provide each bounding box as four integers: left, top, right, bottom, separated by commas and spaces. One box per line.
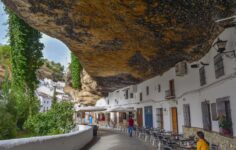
175, 61, 187, 76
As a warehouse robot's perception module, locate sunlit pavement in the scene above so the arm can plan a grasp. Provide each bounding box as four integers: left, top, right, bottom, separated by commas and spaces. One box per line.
81, 130, 155, 150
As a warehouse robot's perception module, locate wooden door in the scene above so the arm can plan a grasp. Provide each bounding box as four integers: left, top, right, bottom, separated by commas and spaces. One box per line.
171, 107, 178, 133
145, 106, 153, 128
137, 108, 143, 127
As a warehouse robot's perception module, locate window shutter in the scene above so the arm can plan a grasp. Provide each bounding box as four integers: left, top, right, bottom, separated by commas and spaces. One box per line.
183, 104, 187, 126
201, 102, 211, 130
187, 105, 191, 127
183, 104, 191, 127
211, 103, 217, 121
216, 101, 226, 116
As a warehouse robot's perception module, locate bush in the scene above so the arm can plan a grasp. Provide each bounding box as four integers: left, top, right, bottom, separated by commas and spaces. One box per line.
24, 101, 75, 135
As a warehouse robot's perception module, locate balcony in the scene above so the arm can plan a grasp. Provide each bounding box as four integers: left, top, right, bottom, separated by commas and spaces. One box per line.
165, 89, 175, 100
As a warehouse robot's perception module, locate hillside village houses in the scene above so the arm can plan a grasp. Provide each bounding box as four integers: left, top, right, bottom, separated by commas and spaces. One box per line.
80, 27, 236, 148
36, 78, 70, 112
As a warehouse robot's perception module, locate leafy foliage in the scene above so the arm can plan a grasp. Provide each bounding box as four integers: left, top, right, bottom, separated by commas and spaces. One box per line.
0, 45, 11, 67
7, 9, 43, 121
0, 72, 17, 139
24, 101, 75, 135
70, 53, 82, 89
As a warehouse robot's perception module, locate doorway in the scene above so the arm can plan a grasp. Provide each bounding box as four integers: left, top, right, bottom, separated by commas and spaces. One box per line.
201, 101, 212, 131
144, 106, 153, 128
171, 107, 178, 133
156, 108, 164, 129
137, 108, 143, 127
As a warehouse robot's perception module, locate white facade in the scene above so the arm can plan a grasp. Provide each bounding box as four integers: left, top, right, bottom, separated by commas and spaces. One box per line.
36, 78, 71, 112
96, 27, 236, 136
37, 94, 52, 112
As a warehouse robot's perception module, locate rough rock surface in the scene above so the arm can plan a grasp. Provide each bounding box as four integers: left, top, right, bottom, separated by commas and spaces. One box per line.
64, 69, 102, 105
3, 0, 236, 95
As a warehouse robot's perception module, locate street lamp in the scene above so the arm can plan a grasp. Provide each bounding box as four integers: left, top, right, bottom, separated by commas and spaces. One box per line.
213, 38, 236, 58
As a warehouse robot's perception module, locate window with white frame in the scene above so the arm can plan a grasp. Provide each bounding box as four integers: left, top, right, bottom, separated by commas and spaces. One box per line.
140, 92, 142, 101
183, 104, 191, 127
199, 66, 206, 86
146, 86, 149, 95
214, 54, 224, 79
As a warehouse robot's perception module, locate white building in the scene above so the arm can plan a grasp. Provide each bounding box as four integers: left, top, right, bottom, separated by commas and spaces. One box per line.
95, 27, 236, 148
36, 78, 71, 112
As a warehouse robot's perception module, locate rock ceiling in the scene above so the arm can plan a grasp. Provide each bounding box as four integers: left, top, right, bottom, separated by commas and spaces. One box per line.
3, 0, 236, 95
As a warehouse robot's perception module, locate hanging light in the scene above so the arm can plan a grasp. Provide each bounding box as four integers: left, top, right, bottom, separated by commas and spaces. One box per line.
213, 38, 236, 58
214, 38, 227, 53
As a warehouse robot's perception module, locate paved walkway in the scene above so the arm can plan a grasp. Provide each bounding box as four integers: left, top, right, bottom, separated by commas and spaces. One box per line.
81, 129, 156, 150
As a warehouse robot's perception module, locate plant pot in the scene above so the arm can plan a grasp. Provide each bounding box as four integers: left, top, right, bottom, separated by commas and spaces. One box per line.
222, 128, 231, 135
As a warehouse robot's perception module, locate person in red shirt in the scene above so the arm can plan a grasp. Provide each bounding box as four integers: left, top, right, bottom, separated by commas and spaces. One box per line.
128, 115, 134, 137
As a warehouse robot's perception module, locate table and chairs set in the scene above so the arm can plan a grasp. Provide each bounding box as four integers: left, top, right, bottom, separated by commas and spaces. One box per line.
113, 126, 197, 150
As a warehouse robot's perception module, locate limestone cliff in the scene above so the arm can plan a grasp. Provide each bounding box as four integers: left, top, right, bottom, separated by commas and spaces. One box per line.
3, 0, 236, 95
64, 69, 102, 105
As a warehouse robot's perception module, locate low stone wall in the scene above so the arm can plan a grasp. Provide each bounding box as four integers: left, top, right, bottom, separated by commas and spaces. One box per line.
0, 125, 93, 150
183, 127, 236, 150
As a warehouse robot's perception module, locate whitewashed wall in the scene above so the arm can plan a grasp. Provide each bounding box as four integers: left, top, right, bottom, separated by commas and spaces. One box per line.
0, 125, 93, 150
97, 27, 236, 136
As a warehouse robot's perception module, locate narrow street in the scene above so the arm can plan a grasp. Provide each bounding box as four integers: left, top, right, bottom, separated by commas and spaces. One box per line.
81, 130, 155, 150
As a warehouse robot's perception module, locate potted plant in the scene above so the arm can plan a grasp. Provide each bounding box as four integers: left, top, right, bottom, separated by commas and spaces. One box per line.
218, 115, 232, 135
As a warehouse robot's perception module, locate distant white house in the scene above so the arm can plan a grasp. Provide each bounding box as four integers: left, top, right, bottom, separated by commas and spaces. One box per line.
36, 78, 71, 112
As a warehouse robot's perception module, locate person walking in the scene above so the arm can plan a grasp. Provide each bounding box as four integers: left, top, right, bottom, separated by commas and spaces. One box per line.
128, 115, 134, 137
196, 131, 210, 150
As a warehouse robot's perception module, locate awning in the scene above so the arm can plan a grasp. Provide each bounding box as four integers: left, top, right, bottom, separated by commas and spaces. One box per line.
76, 106, 107, 112
107, 107, 136, 112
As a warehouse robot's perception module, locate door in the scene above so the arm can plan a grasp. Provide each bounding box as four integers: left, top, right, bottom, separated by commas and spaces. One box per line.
171, 107, 178, 133
137, 108, 143, 127
144, 106, 153, 128
201, 101, 212, 131
156, 108, 164, 129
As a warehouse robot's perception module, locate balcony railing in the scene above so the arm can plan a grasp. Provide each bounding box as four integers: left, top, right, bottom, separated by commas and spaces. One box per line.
165, 89, 175, 99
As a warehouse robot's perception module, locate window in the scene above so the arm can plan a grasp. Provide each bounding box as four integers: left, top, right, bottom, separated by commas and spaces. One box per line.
123, 113, 127, 120
199, 66, 206, 86
216, 97, 233, 135
146, 86, 149, 95
158, 84, 161, 93
201, 101, 212, 131
214, 54, 224, 79
130, 93, 134, 98
156, 108, 164, 129
125, 90, 129, 99
140, 92, 143, 101
211, 103, 217, 121
169, 79, 175, 96
183, 104, 191, 127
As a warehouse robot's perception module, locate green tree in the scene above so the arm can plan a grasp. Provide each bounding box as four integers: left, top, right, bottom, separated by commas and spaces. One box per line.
70, 53, 82, 89
24, 101, 75, 135
0, 71, 17, 139
7, 9, 43, 127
